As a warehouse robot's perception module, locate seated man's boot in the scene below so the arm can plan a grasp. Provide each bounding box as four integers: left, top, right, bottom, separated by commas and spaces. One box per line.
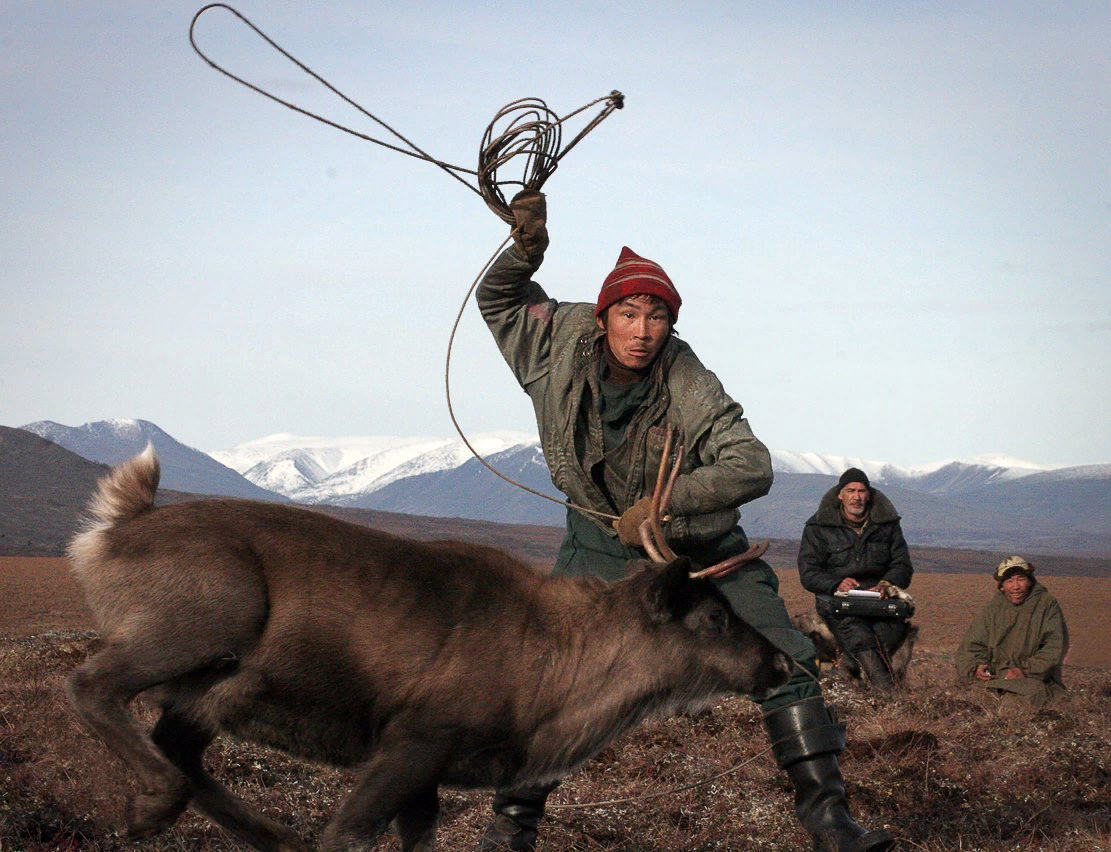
476, 785, 552, 851
855, 650, 895, 690
764, 698, 895, 852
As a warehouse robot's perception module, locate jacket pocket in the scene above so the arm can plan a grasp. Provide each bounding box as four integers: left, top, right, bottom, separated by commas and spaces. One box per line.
642, 422, 684, 493
866, 539, 892, 570
827, 542, 854, 570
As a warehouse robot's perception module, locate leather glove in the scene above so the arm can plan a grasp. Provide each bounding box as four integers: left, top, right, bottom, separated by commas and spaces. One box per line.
613, 496, 653, 548
509, 189, 549, 260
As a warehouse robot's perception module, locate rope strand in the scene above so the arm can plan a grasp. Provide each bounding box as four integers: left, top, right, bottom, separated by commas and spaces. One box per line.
189, 4, 477, 194
548, 740, 776, 811
443, 237, 619, 522
189, 3, 623, 222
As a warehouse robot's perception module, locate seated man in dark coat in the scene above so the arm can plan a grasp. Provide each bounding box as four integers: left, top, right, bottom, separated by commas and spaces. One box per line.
797, 468, 914, 689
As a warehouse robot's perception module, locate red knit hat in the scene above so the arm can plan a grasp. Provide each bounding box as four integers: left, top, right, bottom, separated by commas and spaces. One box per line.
595, 246, 681, 321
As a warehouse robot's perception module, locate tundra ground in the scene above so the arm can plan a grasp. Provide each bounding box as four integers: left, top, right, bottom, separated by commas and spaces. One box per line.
1, 556, 1108, 850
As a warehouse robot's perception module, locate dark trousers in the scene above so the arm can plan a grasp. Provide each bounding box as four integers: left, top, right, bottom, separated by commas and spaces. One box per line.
821, 612, 910, 667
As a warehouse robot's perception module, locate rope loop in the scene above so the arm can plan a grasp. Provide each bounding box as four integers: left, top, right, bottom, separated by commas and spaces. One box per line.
189, 3, 624, 520
478, 98, 563, 224
189, 4, 623, 223
476, 90, 624, 224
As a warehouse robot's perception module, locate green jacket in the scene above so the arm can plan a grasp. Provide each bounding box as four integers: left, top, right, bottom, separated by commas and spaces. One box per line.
476, 246, 773, 547
955, 581, 1068, 689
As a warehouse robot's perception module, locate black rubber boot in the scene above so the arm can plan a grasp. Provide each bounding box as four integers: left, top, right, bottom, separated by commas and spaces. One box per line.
476, 785, 552, 851
764, 698, 895, 852
855, 650, 895, 690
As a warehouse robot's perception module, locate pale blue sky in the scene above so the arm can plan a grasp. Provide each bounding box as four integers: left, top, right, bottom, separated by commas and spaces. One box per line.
3, 1, 1109, 467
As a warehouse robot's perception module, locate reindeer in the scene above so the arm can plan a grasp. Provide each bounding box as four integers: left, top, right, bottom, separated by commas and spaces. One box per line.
65, 439, 791, 852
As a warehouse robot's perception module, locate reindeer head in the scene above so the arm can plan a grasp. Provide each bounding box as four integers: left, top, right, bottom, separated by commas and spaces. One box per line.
615, 431, 792, 700
621, 553, 792, 702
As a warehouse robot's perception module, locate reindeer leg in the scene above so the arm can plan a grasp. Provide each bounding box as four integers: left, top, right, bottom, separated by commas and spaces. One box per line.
151, 706, 307, 852
66, 645, 192, 838
393, 785, 440, 852
320, 739, 444, 852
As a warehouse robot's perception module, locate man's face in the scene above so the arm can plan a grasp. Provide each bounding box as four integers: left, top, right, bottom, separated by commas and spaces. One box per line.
597, 295, 671, 371
1001, 573, 1034, 605
838, 482, 870, 522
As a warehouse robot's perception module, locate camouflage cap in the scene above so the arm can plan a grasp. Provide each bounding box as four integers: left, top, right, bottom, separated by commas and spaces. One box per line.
993, 555, 1035, 583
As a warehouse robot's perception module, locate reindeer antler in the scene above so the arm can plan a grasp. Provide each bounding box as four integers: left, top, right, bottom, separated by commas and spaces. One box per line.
689, 540, 771, 579
637, 425, 772, 581
639, 426, 682, 563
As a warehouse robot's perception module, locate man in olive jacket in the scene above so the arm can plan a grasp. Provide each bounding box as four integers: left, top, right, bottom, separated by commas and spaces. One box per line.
473, 191, 893, 852
798, 468, 914, 689
956, 556, 1068, 712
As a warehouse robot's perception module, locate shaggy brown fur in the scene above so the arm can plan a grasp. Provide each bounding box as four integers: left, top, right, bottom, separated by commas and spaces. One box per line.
790, 611, 842, 670
66, 447, 791, 851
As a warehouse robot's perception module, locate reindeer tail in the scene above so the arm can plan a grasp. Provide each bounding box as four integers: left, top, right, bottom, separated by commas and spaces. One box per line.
75, 444, 161, 533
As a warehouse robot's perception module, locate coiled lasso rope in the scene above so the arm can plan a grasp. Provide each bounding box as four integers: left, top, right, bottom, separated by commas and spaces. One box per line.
189, 4, 624, 519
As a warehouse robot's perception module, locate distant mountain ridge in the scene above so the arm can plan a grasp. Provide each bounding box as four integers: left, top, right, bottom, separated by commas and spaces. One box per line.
214, 431, 539, 505
15, 419, 1111, 557
20, 419, 285, 503
211, 431, 1069, 507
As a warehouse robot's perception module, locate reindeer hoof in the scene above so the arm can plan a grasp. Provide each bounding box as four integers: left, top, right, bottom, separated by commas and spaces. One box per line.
125, 782, 190, 838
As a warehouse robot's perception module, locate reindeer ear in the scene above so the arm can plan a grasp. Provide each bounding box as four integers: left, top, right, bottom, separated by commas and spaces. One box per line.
642, 557, 694, 623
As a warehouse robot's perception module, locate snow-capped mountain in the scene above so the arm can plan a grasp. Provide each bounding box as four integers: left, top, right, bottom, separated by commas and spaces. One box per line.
15, 419, 1111, 555
206, 430, 1111, 553
211, 431, 540, 505
19, 419, 285, 502
214, 433, 1060, 508
770, 451, 1047, 492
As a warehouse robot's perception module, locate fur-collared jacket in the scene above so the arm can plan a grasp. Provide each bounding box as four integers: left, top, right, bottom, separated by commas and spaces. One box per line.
797, 485, 914, 598
476, 246, 773, 547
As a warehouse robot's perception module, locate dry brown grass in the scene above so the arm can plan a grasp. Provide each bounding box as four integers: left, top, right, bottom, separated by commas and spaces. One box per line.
2, 555, 1110, 851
